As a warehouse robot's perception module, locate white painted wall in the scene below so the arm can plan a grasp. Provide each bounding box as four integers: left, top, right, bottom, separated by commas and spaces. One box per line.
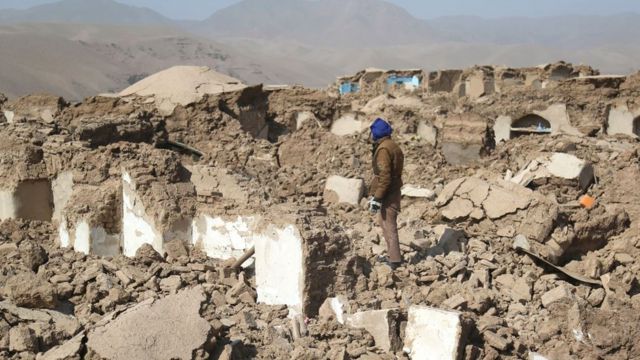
255, 224, 304, 313
324, 176, 364, 206
404, 306, 463, 360
52, 171, 74, 223
122, 172, 163, 257
58, 220, 71, 248
608, 105, 638, 137
0, 189, 16, 221
535, 104, 581, 136
191, 215, 256, 259
73, 220, 120, 257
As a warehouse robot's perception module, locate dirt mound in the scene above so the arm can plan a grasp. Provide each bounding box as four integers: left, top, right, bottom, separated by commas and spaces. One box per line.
119, 66, 247, 115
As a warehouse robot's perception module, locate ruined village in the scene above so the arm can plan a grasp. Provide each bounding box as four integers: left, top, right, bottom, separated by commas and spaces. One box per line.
0, 61, 639, 360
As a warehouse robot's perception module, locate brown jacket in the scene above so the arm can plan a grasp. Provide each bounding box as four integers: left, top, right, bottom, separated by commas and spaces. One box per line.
370, 137, 404, 203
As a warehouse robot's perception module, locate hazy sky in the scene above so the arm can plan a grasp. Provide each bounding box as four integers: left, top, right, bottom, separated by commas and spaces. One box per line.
1, 0, 639, 20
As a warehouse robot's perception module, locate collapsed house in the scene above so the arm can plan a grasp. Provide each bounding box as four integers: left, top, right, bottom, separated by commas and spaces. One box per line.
1, 62, 639, 360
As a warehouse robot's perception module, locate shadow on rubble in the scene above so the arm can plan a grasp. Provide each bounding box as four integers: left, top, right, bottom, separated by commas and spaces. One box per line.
211, 338, 257, 360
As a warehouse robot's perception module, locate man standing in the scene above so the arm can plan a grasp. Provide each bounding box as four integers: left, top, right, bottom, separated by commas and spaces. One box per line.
368, 118, 404, 269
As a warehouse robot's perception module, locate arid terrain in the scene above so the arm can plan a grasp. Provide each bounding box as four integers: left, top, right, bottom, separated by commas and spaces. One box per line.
0, 61, 638, 359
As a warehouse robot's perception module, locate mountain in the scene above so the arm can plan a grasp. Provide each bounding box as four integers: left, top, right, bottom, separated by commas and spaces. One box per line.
0, 23, 332, 100
429, 14, 640, 49
0, 0, 172, 25
194, 0, 443, 48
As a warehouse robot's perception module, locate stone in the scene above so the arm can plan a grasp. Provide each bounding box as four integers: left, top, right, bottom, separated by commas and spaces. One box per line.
442, 294, 467, 310
511, 277, 532, 303
401, 185, 435, 199
37, 333, 84, 360
19, 240, 48, 271
87, 287, 214, 360
441, 198, 474, 220
483, 331, 509, 351
0, 243, 18, 256
134, 244, 164, 265
319, 296, 350, 325
435, 178, 466, 207
346, 309, 401, 352
545, 153, 594, 191
9, 324, 38, 353
482, 184, 531, 219
159, 275, 183, 294
512, 235, 531, 251
4, 273, 57, 309
323, 176, 365, 206
404, 306, 465, 360
417, 121, 438, 146
164, 239, 189, 259
541, 285, 574, 308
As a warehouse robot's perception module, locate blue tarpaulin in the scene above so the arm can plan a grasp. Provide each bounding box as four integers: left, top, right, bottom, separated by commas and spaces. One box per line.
339, 82, 360, 95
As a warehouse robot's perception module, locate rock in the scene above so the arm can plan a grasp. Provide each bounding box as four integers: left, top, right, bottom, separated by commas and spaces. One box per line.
86, 287, 214, 360
37, 333, 84, 360
512, 235, 531, 251
159, 275, 183, 294
401, 185, 436, 199
9, 324, 38, 353
435, 178, 466, 207
323, 176, 365, 206
587, 288, 606, 306
510, 153, 595, 191
482, 183, 531, 220
164, 240, 189, 259
346, 309, 401, 352
404, 306, 465, 360
511, 277, 532, 303
318, 296, 350, 324
442, 294, 467, 310
541, 285, 574, 308
614, 253, 634, 265
441, 198, 474, 220
0, 243, 18, 257
4, 273, 57, 309
19, 240, 48, 272
134, 244, 164, 265
483, 331, 510, 351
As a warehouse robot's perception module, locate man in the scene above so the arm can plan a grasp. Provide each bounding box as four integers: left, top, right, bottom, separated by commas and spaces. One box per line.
368, 118, 404, 270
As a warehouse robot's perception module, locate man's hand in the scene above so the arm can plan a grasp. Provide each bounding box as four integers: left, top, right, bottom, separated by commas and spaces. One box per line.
368, 197, 382, 214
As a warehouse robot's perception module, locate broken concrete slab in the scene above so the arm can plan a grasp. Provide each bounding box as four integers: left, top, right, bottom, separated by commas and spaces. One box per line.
510, 153, 594, 191
86, 286, 214, 360
404, 306, 465, 360
323, 175, 365, 206
401, 184, 435, 199
37, 333, 84, 360
346, 309, 401, 352
482, 182, 532, 220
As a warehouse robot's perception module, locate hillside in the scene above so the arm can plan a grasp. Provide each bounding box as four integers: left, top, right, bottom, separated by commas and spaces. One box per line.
0, 0, 171, 25
0, 23, 327, 100
194, 0, 443, 48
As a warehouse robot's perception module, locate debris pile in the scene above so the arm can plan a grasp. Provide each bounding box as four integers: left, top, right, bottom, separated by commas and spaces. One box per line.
1, 61, 639, 359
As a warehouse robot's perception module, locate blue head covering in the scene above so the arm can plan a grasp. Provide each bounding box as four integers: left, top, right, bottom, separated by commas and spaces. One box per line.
370, 118, 393, 141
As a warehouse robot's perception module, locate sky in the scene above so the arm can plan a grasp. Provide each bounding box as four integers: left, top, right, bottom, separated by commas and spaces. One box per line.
1, 0, 640, 20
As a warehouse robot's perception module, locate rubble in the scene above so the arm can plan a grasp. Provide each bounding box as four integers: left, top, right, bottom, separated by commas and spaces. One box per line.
86, 287, 214, 359
1, 61, 639, 359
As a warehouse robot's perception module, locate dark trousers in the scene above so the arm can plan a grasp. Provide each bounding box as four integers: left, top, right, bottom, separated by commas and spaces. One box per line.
378, 191, 402, 263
